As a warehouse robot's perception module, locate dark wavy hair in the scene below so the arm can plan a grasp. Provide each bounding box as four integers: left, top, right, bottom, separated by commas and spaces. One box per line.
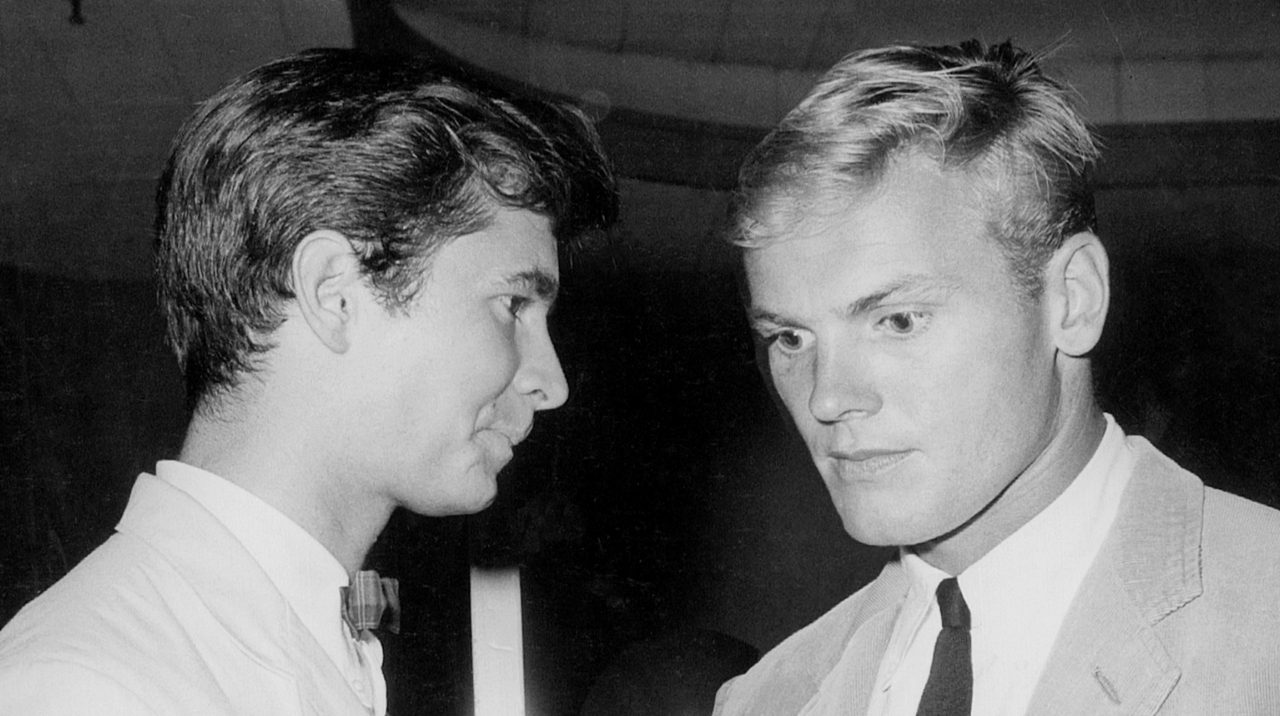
155, 48, 618, 405
733, 40, 1100, 299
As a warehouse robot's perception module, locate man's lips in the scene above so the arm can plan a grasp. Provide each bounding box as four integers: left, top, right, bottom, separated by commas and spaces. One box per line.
502, 424, 532, 447
484, 424, 532, 451
828, 448, 914, 480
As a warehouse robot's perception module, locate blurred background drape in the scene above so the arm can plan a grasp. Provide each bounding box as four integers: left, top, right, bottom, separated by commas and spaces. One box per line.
3, 1, 1279, 714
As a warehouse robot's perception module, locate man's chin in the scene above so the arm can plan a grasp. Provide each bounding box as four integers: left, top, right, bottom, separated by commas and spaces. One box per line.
836, 507, 932, 548
403, 473, 499, 517
840, 525, 902, 547
470, 488, 499, 513
460, 475, 500, 514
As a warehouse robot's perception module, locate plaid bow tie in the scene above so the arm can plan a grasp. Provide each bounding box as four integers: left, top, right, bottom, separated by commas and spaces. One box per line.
341, 570, 401, 635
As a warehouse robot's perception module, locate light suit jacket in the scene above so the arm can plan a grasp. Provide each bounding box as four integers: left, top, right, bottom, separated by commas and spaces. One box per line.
0, 474, 373, 715
713, 437, 1280, 716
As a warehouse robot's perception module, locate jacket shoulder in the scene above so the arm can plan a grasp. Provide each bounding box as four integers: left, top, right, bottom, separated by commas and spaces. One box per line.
1198, 485, 1280, 606
1156, 480, 1280, 711
713, 560, 906, 715
1203, 484, 1280, 543
0, 533, 206, 676
0, 531, 285, 715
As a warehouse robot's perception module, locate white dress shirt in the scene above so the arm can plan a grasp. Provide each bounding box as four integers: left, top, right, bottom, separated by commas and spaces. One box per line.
158, 461, 388, 716
865, 414, 1135, 716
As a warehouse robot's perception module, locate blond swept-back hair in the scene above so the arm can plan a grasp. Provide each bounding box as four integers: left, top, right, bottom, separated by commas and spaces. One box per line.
732, 40, 1100, 297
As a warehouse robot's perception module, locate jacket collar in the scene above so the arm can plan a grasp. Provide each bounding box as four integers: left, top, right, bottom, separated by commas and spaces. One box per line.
1110, 437, 1204, 622
799, 555, 910, 716
117, 474, 371, 715
1025, 436, 1203, 715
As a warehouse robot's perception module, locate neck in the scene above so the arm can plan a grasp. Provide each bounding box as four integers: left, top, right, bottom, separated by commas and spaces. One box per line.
915, 384, 1107, 576
179, 396, 391, 575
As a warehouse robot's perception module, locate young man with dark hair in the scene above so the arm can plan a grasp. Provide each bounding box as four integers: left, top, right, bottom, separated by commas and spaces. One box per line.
0, 48, 617, 715
715, 40, 1280, 715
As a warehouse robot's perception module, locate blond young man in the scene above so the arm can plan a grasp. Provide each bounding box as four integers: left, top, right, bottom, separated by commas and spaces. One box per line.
715, 40, 1280, 716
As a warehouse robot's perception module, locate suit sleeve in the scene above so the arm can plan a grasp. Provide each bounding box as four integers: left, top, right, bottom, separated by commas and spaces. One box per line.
712, 675, 740, 715
0, 660, 161, 716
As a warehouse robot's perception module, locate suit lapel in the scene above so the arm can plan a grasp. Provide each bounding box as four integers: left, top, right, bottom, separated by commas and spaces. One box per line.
1025, 555, 1180, 715
1026, 438, 1204, 716
118, 475, 371, 715
800, 558, 909, 716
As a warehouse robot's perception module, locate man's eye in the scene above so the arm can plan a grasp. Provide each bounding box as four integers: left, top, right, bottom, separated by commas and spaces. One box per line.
879, 311, 926, 334
504, 295, 531, 317
770, 330, 805, 352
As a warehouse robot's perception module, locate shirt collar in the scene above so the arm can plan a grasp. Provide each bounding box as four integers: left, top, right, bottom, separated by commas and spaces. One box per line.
960, 414, 1134, 631
882, 414, 1134, 691
155, 460, 352, 676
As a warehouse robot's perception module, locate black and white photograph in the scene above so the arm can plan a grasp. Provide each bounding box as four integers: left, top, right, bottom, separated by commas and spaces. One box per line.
2, 2, 1278, 714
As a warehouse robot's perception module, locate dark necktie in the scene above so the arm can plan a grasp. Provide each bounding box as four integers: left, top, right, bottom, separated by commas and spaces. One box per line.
915, 577, 972, 716
341, 570, 401, 635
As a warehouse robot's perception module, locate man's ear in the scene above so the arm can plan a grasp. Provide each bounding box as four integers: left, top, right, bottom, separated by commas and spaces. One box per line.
1046, 231, 1110, 357
292, 230, 363, 354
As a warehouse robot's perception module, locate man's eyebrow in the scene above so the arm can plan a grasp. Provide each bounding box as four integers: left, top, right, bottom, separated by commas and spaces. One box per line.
503, 269, 560, 302
746, 274, 957, 326
746, 305, 788, 327
841, 275, 958, 317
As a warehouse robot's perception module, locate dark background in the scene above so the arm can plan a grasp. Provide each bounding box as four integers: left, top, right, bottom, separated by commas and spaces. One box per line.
3, 2, 1280, 715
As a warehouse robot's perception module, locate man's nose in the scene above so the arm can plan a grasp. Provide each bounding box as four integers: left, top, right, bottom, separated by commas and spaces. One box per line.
806, 341, 881, 423
516, 327, 569, 411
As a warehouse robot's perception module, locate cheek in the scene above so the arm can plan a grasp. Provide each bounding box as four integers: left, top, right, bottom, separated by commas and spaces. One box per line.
770, 358, 814, 419
463, 322, 522, 385
922, 331, 1055, 463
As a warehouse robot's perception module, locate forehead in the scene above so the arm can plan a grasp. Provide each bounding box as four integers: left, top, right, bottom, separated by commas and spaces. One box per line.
744, 153, 1006, 303
428, 208, 559, 285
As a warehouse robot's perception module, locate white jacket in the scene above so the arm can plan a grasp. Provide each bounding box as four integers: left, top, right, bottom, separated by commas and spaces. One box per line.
0, 474, 374, 715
